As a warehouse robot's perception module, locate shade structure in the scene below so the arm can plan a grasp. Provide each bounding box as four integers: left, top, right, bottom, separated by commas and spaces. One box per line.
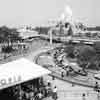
0, 58, 51, 90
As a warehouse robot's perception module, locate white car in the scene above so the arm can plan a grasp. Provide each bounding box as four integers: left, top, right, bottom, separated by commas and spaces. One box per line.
69, 62, 82, 72
94, 74, 100, 80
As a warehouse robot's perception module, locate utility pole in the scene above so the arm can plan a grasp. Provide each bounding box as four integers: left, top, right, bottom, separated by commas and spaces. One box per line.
49, 28, 53, 45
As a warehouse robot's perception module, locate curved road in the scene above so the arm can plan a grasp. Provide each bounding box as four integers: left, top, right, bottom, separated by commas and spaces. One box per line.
32, 49, 100, 89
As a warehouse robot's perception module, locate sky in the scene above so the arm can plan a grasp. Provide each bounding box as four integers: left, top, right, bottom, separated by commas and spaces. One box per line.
0, 0, 100, 27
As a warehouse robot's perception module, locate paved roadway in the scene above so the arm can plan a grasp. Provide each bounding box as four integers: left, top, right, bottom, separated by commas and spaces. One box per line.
25, 39, 100, 100
32, 51, 100, 89
43, 75, 99, 100
26, 41, 100, 88
26, 48, 100, 100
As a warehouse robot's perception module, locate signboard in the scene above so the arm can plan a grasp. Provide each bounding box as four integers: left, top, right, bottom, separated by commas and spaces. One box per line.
0, 76, 21, 88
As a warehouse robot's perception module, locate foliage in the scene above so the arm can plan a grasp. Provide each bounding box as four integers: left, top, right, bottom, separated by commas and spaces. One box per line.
77, 45, 96, 62
87, 26, 100, 31
94, 42, 100, 53
0, 26, 22, 53
0, 26, 22, 43
63, 45, 75, 58
76, 45, 100, 70
34, 26, 50, 34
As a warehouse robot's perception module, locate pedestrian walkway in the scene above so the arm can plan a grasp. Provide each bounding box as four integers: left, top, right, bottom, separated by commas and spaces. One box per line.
31, 47, 100, 89
43, 64, 99, 89
43, 75, 99, 100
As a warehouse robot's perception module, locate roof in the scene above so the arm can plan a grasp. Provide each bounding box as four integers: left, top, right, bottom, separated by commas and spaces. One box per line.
0, 58, 51, 90
18, 28, 39, 39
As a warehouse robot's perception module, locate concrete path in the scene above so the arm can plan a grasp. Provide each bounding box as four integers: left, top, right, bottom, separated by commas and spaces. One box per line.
43, 75, 99, 100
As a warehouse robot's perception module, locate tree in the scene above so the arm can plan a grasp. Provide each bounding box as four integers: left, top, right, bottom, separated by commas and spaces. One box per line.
34, 26, 50, 34
0, 26, 21, 43
0, 26, 22, 53
94, 42, 100, 54
77, 45, 96, 69
63, 45, 75, 58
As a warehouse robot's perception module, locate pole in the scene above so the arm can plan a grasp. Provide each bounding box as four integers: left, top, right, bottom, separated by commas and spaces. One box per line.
19, 84, 22, 100
49, 29, 52, 45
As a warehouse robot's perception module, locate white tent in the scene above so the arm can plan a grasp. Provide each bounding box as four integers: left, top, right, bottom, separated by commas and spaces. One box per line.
0, 58, 51, 90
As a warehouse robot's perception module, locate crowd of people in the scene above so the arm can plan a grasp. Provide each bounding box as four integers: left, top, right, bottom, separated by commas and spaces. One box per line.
0, 77, 58, 100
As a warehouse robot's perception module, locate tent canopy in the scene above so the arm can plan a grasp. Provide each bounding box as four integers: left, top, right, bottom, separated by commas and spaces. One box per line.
0, 58, 51, 90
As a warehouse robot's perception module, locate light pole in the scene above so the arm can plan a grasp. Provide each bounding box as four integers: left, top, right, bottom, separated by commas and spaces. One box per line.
49, 28, 53, 45
48, 20, 56, 47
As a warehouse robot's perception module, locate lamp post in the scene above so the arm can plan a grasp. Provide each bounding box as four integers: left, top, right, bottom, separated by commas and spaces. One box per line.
48, 20, 55, 47
49, 28, 53, 45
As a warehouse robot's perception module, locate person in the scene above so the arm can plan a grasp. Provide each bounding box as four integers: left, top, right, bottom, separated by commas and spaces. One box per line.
47, 80, 51, 87
66, 67, 70, 76
94, 82, 99, 92
59, 59, 63, 65
34, 88, 38, 98
39, 77, 44, 87
29, 91, 34, 100
45, 81, 52, 97
25, 92, 30, 100
36, 91, 43, 100
66, 70, 69, 76
53, 51, 57, 59
71, 83, 74, 87
82, 93, 86, 100
61, 71, 64, 78
52, 75, 55, 80
97, 92, 100, 100
52, 86, 58, 100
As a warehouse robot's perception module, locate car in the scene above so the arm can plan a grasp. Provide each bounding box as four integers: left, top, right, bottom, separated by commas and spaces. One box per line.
94, 74, 100, 80
69, 62, 82, 72
75, 69, 87, 76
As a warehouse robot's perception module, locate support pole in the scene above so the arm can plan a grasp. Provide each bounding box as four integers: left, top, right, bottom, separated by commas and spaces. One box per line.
19, 84, 22, 100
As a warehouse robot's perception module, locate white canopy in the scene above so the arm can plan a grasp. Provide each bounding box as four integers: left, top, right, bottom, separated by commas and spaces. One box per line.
0, 58, 51, 90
